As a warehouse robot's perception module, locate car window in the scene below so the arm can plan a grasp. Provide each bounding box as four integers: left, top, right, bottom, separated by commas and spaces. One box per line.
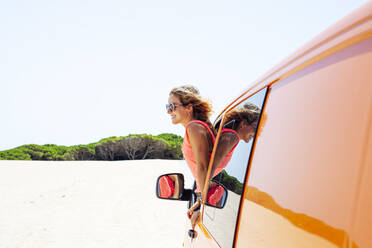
203, 87, 268, 248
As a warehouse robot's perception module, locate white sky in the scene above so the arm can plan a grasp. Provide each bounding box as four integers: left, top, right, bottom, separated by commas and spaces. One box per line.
0, 0, 368, 150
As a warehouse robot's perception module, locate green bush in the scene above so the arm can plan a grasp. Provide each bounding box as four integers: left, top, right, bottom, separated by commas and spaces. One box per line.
215, 170, 244, 195
0, 133, 183, 161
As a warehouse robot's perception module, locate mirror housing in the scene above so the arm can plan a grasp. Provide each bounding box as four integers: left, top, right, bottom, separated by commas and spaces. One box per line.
155, 174, 228, 209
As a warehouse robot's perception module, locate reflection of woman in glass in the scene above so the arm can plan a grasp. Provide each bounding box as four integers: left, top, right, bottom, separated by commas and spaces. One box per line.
210, 103, 260, 178
167, 85, 216, 217
158, 175, 182, 199
206, 181, 225, 207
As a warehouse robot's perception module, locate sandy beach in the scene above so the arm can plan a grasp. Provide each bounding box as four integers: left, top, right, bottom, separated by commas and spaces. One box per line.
0, 160, 194, 248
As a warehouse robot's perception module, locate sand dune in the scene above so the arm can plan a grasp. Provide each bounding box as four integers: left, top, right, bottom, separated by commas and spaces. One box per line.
0, 160, 194, 248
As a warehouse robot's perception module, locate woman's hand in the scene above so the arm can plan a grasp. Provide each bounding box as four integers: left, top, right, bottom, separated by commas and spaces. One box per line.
187, 197, 201, 219
190, 211, 201, 230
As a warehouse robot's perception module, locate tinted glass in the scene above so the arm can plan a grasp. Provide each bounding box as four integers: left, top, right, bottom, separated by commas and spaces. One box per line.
203, 87, 268, 248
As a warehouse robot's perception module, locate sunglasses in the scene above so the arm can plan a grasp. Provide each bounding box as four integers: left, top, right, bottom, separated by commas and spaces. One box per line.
166, 103, 184, 112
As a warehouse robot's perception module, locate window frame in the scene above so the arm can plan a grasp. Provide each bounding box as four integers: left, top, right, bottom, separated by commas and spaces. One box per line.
200, 86, 270, 248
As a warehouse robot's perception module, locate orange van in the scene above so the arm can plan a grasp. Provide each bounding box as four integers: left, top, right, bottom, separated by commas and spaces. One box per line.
156, 2, 372, 247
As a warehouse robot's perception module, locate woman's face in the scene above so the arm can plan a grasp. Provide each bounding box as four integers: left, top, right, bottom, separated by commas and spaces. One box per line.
238, 120, 257, 143
167, 94, 192, 126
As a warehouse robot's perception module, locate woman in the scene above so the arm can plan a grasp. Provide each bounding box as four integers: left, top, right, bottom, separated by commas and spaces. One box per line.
210, 103, 261, 178
166, 85, 216, 218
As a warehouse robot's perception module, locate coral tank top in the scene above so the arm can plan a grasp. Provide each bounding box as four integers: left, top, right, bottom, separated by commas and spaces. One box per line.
182, 120, 215, 192
215, 128, 239, 174
182, 122, 240, 193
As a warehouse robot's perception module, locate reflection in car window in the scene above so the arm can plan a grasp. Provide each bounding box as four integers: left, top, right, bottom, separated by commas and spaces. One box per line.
203, 87, 268, 248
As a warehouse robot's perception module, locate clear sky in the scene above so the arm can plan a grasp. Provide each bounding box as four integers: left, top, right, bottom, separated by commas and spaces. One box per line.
0, 0, 368, 150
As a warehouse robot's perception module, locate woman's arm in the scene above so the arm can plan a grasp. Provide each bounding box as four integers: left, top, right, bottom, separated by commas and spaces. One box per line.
169, 175, 180, 198
187, 122, 211, 195
210, 132, 239, 177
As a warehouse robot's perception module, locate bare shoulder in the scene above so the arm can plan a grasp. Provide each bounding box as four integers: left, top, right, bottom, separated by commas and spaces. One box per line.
221, 131, 239, 142
220, 131, 239, 147
186, 122, 209, 137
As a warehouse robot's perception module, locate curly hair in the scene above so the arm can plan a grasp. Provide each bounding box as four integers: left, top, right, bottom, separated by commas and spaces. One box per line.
224, 103, 260, 130
170, 85, 216, 136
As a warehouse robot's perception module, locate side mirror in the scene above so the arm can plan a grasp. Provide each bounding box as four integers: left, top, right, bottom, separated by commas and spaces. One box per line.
155, 174, 227, 208
156, 173, 191, 200
205, 180, 228, 209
